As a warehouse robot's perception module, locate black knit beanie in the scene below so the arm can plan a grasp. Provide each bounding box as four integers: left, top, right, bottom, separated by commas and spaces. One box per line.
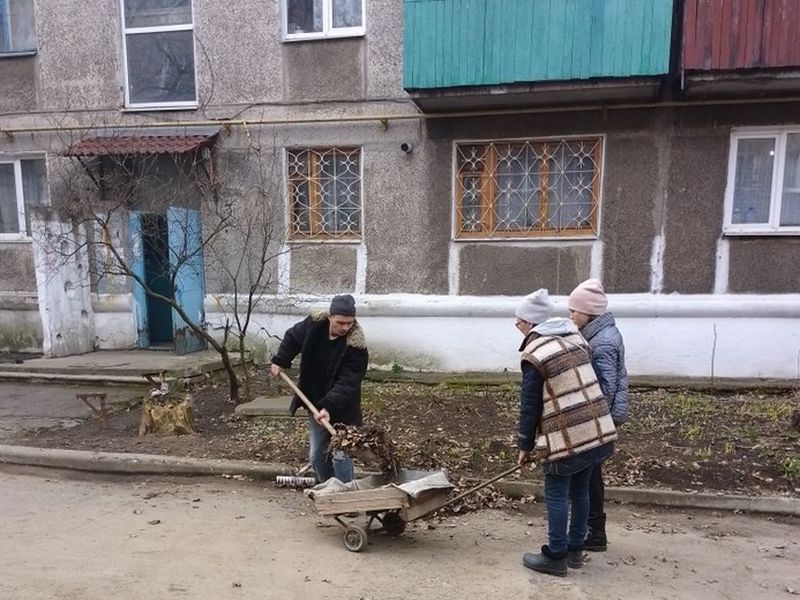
329, 294, 356, 317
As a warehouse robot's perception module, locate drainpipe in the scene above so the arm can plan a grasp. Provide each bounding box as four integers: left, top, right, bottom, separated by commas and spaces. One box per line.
664, 0, 686, 100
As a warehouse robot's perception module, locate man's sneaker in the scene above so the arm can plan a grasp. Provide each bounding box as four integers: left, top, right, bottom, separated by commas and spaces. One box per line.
583, 529, 608, 552
567, 550, 584, 569
522, 546, 568, 577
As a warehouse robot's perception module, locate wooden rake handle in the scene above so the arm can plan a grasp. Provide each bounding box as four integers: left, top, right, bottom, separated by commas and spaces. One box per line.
279, 371, 338, 436
440, 463, 523, 510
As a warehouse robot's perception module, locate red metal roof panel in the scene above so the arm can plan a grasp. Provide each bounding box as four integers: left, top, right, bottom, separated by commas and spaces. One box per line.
683, 0, 800, 70
66, 135, 215, 157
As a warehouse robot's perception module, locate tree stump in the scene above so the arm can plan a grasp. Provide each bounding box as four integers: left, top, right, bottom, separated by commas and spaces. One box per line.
139, 396, 196, 436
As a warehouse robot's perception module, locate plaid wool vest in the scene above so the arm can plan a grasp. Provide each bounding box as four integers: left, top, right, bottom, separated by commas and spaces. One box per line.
522, 331, 618, 462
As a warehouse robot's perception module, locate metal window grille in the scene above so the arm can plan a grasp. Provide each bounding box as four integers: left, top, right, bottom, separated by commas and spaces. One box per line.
455, 138, 602, 239
287, 148, 362, 240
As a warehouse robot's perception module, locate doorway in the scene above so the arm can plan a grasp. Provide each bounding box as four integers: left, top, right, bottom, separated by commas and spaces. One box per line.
130, 208, 207, 354
141, 213, 173, 346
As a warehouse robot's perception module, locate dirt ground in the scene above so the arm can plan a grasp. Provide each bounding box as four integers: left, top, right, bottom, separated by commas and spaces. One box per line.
1, 466, 798, 600
12, 373, 800, 497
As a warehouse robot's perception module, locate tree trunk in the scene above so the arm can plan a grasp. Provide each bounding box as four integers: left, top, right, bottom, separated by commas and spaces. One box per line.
238, 334, 250, 401
219, 347, 241, 404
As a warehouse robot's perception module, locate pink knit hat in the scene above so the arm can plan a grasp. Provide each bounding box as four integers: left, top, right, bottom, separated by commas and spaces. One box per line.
568, 278, 608, 316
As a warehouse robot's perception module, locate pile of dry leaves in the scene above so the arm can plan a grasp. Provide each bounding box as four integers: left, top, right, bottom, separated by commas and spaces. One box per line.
329, 424, 401, 475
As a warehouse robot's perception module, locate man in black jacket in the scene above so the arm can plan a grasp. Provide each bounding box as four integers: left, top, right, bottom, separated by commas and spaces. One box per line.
270, 294, 368, 483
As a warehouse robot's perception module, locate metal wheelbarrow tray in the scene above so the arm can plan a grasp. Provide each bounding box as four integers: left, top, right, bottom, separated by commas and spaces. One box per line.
306, 469, 455, 552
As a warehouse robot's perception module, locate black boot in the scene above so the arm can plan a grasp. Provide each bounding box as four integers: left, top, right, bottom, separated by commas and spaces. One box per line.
583, 527, 607, 552
568, 550, 584, 569
522, 545, 568, 577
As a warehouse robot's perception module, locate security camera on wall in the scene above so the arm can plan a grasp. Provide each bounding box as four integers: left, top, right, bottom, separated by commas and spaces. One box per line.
400, 142, 414, 154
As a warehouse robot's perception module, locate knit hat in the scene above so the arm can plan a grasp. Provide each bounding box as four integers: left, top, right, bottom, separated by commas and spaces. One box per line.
515, 289, 553, 325
568, 278, 608, 316
329, 294, 356, 317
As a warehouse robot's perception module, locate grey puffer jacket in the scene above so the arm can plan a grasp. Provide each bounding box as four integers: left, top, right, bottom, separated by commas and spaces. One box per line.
580, 312, 629, 425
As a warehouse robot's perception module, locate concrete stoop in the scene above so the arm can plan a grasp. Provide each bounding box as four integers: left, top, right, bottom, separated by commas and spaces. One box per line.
0, 444, 798, 517
0, 349, 246, 385
234, 396, 297, 418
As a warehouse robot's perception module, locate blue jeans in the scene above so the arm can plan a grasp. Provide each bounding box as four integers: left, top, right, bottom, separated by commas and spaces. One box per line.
543, 464, 594, 556
308, 416, 354, 483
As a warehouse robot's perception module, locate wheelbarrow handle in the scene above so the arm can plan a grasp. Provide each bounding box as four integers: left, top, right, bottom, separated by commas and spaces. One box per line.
440, 463, 524, 510
279, 371, 338, 436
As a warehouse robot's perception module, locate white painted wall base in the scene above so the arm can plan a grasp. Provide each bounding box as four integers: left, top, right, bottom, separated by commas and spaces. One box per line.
84, 292, 800, 380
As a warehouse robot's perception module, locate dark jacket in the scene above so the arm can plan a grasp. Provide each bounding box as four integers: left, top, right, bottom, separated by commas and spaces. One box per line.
271, 312, 368, 426
581, 312, 629, 425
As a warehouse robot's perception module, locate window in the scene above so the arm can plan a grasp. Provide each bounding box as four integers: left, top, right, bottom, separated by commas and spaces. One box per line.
0, 0, 37, 54
283, 0, 365, 41
287, 148, 362, 240
725, 129, 800, 234
120, 0, 197, 109
454, 138, 602, 239
0, 158, 47, 238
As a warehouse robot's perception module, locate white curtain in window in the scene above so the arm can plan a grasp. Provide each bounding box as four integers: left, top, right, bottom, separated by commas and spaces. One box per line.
319, 150, 359, 234
781, 133, 800, 226
494, 144, 539, 230
332, 0, 361, 28
548, 141, 595, 230
732, 138, 774, 224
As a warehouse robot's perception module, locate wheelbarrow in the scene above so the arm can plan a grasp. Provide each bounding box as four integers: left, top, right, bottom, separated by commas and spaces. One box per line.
306, 464, 522, 552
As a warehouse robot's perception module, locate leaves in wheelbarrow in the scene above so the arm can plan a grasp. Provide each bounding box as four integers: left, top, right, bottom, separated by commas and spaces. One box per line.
329, 424, 401, 475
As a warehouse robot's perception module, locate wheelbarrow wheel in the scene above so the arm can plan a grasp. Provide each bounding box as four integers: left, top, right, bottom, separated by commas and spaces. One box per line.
381, 512, 406, 537
343, 525, 368, 552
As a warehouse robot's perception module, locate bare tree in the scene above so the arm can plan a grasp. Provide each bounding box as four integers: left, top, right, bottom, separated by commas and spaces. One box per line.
38, 122, 287, 404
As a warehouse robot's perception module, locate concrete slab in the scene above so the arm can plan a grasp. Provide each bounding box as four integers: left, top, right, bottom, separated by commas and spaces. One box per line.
234, 395, 295, 418
0, 382, 144, 441
0, 350, 238, 379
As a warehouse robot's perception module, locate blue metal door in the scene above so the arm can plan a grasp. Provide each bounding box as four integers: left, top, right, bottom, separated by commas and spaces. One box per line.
128, 211, 150, 348
167, 207, 207, 354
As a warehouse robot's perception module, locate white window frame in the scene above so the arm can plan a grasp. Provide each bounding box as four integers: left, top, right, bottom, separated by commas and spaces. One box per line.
281, 0, 366, 42
119, 0, 198, 111
724, 127, 800, 236
450, 135, 606, 242
0, 158, 32, 241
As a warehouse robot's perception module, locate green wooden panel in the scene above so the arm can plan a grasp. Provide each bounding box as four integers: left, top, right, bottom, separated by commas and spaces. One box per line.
404, 0, 674, 89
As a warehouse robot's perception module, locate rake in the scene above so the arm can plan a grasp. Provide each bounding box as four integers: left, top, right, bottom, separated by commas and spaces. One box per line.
273, 371, 340, 489
275, 462, 316, 488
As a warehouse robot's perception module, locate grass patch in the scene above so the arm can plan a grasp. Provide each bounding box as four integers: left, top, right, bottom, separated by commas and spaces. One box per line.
781, 456, 800, 481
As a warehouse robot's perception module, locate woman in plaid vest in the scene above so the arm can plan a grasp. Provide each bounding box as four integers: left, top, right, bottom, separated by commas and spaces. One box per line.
515, 289, 617, 577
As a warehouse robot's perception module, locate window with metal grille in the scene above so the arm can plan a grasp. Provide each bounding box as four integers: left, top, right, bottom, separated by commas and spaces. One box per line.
454, 138, 602, 239
287, 148, 362, 240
